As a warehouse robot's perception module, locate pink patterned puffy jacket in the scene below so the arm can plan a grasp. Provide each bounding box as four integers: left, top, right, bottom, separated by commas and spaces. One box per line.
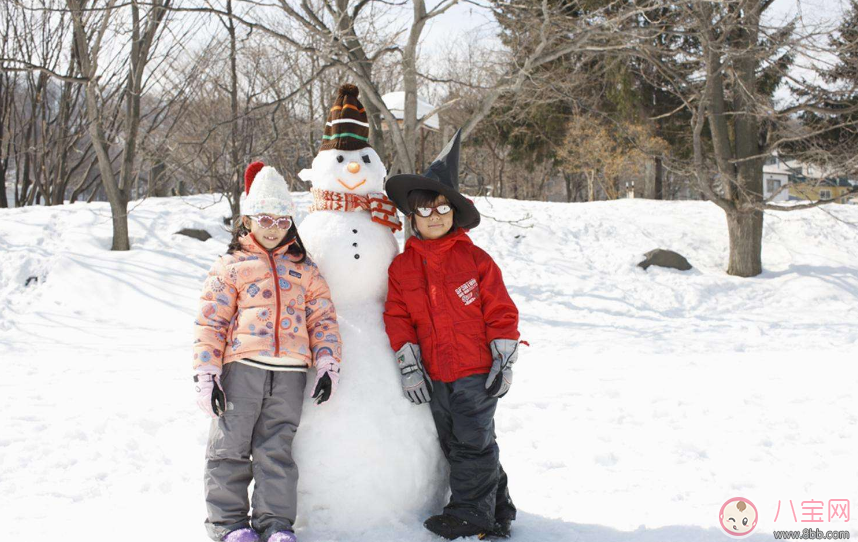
193, 234, 342, 369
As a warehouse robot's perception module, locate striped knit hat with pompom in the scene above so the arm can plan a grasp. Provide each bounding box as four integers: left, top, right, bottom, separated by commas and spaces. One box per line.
321, 84, 370, 151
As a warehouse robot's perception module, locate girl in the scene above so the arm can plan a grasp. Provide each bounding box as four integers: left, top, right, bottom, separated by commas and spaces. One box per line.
193, 162, 342, 542
383, 130, 521, 540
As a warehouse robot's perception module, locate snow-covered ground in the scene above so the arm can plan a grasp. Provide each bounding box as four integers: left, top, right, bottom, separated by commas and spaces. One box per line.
1, 194, 856, 541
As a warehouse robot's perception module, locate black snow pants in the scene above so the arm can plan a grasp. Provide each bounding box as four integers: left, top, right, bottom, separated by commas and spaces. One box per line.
428, 373, 516, 530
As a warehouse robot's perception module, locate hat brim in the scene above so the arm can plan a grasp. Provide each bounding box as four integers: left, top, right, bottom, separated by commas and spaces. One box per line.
384, 174, 481, 230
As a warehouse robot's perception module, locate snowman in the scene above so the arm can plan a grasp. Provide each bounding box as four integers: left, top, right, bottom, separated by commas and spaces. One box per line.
291, 84, 447, 531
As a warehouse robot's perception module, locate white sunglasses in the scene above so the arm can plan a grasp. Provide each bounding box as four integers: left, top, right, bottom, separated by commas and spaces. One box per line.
413, 204, 453, 218
249, 215, 293, 230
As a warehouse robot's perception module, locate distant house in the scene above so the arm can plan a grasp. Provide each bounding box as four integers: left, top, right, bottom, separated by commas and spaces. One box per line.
380, 92, 440, 132
848, 180, 858, 205
790, 177, 857, 204
764, 151, 857, 205
381, 91, 442, 173
763, 153, 791, 202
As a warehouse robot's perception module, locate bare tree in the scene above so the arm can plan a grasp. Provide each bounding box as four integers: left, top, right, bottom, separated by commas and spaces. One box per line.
168, 0, 644, 182
1, 0, 103, 207
65, 0, 174, 249
671, 1, 856, 275
459, 0, 857, 275
161, 15, 340, 221
0, 2, 17, 208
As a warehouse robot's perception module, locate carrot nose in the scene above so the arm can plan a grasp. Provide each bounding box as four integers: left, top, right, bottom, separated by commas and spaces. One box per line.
347, 161, 361, 174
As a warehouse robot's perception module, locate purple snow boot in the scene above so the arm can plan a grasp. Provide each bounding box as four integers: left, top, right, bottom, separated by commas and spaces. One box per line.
267, 531, 297, 542
222, 528, 260, 542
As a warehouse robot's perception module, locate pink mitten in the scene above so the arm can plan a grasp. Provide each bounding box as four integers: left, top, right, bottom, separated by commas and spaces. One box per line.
311, 357, 340, 405
194, 364, 226, 418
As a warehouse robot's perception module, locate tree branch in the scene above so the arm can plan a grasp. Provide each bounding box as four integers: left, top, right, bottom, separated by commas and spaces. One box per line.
0, 58, 89, 83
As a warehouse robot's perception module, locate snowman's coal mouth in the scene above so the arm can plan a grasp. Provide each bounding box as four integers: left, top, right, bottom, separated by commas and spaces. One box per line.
337, 178, 366, 190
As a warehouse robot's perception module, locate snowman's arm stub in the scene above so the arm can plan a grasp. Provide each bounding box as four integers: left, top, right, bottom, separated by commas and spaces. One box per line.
304, 259, 343, 366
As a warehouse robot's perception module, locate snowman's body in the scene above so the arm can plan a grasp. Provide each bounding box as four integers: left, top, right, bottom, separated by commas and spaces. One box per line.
298, 210, 397, 305
291, 147, 447, 531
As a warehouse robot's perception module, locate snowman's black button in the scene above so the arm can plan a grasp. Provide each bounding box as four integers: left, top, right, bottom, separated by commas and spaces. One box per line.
352, 229, 358, 234
352, 243, 358, 247
354, 254, 360, 259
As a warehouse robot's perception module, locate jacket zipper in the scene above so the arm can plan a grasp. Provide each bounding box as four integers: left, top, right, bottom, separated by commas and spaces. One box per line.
268, 251, 282, 357
252, 236, 282, 357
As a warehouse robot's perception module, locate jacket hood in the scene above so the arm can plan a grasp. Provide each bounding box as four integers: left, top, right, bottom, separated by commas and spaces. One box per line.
239, 233, 299, 259
405, 228, 472, 257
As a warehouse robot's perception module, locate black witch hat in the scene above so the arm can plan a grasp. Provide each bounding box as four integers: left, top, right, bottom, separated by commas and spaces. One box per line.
385, 129, 480, 230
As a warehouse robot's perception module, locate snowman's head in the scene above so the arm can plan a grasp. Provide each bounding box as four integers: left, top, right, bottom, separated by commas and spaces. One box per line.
299, 147, 387, 196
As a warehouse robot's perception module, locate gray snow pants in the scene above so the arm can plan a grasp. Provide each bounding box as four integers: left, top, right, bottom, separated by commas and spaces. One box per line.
428, 373, 516, 530
204, 362, 306, 542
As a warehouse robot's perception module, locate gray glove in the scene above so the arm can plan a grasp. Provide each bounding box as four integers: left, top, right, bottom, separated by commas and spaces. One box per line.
486, 339, 519, 398
396, 343, 433, 404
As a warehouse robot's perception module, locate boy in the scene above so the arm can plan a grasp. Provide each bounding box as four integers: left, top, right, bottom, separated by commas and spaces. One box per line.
383, 130, 521, 540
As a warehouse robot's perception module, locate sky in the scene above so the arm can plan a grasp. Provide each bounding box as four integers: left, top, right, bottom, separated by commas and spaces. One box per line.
415, 0, 851, 55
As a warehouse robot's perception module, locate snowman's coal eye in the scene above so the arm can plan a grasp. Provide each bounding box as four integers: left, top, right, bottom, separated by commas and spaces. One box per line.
337, 155, 344, 163
362, 155, 371, 164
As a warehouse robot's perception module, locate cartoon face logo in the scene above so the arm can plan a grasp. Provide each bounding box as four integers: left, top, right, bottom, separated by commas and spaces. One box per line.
719, 497, 758, 537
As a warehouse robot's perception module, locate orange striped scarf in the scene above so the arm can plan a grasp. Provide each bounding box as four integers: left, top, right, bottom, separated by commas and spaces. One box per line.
309, 188, 402, 232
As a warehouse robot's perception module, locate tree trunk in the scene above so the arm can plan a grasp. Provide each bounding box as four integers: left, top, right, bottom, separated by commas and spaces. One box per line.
0, 68, 8, 209
498, 170, 504, 199
149, 160, 169, 197
726, 209, 763, 277
227, 0, 242, 225
587, 172, 595, 202
229, 197, 241, 225
108, 192, 131, 251
643, 156, 663, 199
562, 173, 571, 202
69, 0, 129, 249
84, 88, 130, 250
0, 160, 7, 208
69, 168, 99, 203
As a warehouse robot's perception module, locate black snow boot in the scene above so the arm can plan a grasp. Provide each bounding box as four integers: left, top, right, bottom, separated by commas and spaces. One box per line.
424, 514, 487, 540
485, 518, 512, 539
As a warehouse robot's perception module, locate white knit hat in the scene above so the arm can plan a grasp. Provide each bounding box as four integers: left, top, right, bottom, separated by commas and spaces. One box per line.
240, 161, 296, 216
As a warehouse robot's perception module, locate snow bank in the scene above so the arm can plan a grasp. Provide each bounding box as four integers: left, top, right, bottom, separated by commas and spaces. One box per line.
1, 194, 856, 541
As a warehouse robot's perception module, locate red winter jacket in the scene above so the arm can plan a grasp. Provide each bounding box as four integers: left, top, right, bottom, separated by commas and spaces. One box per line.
383, 229, 519, 383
